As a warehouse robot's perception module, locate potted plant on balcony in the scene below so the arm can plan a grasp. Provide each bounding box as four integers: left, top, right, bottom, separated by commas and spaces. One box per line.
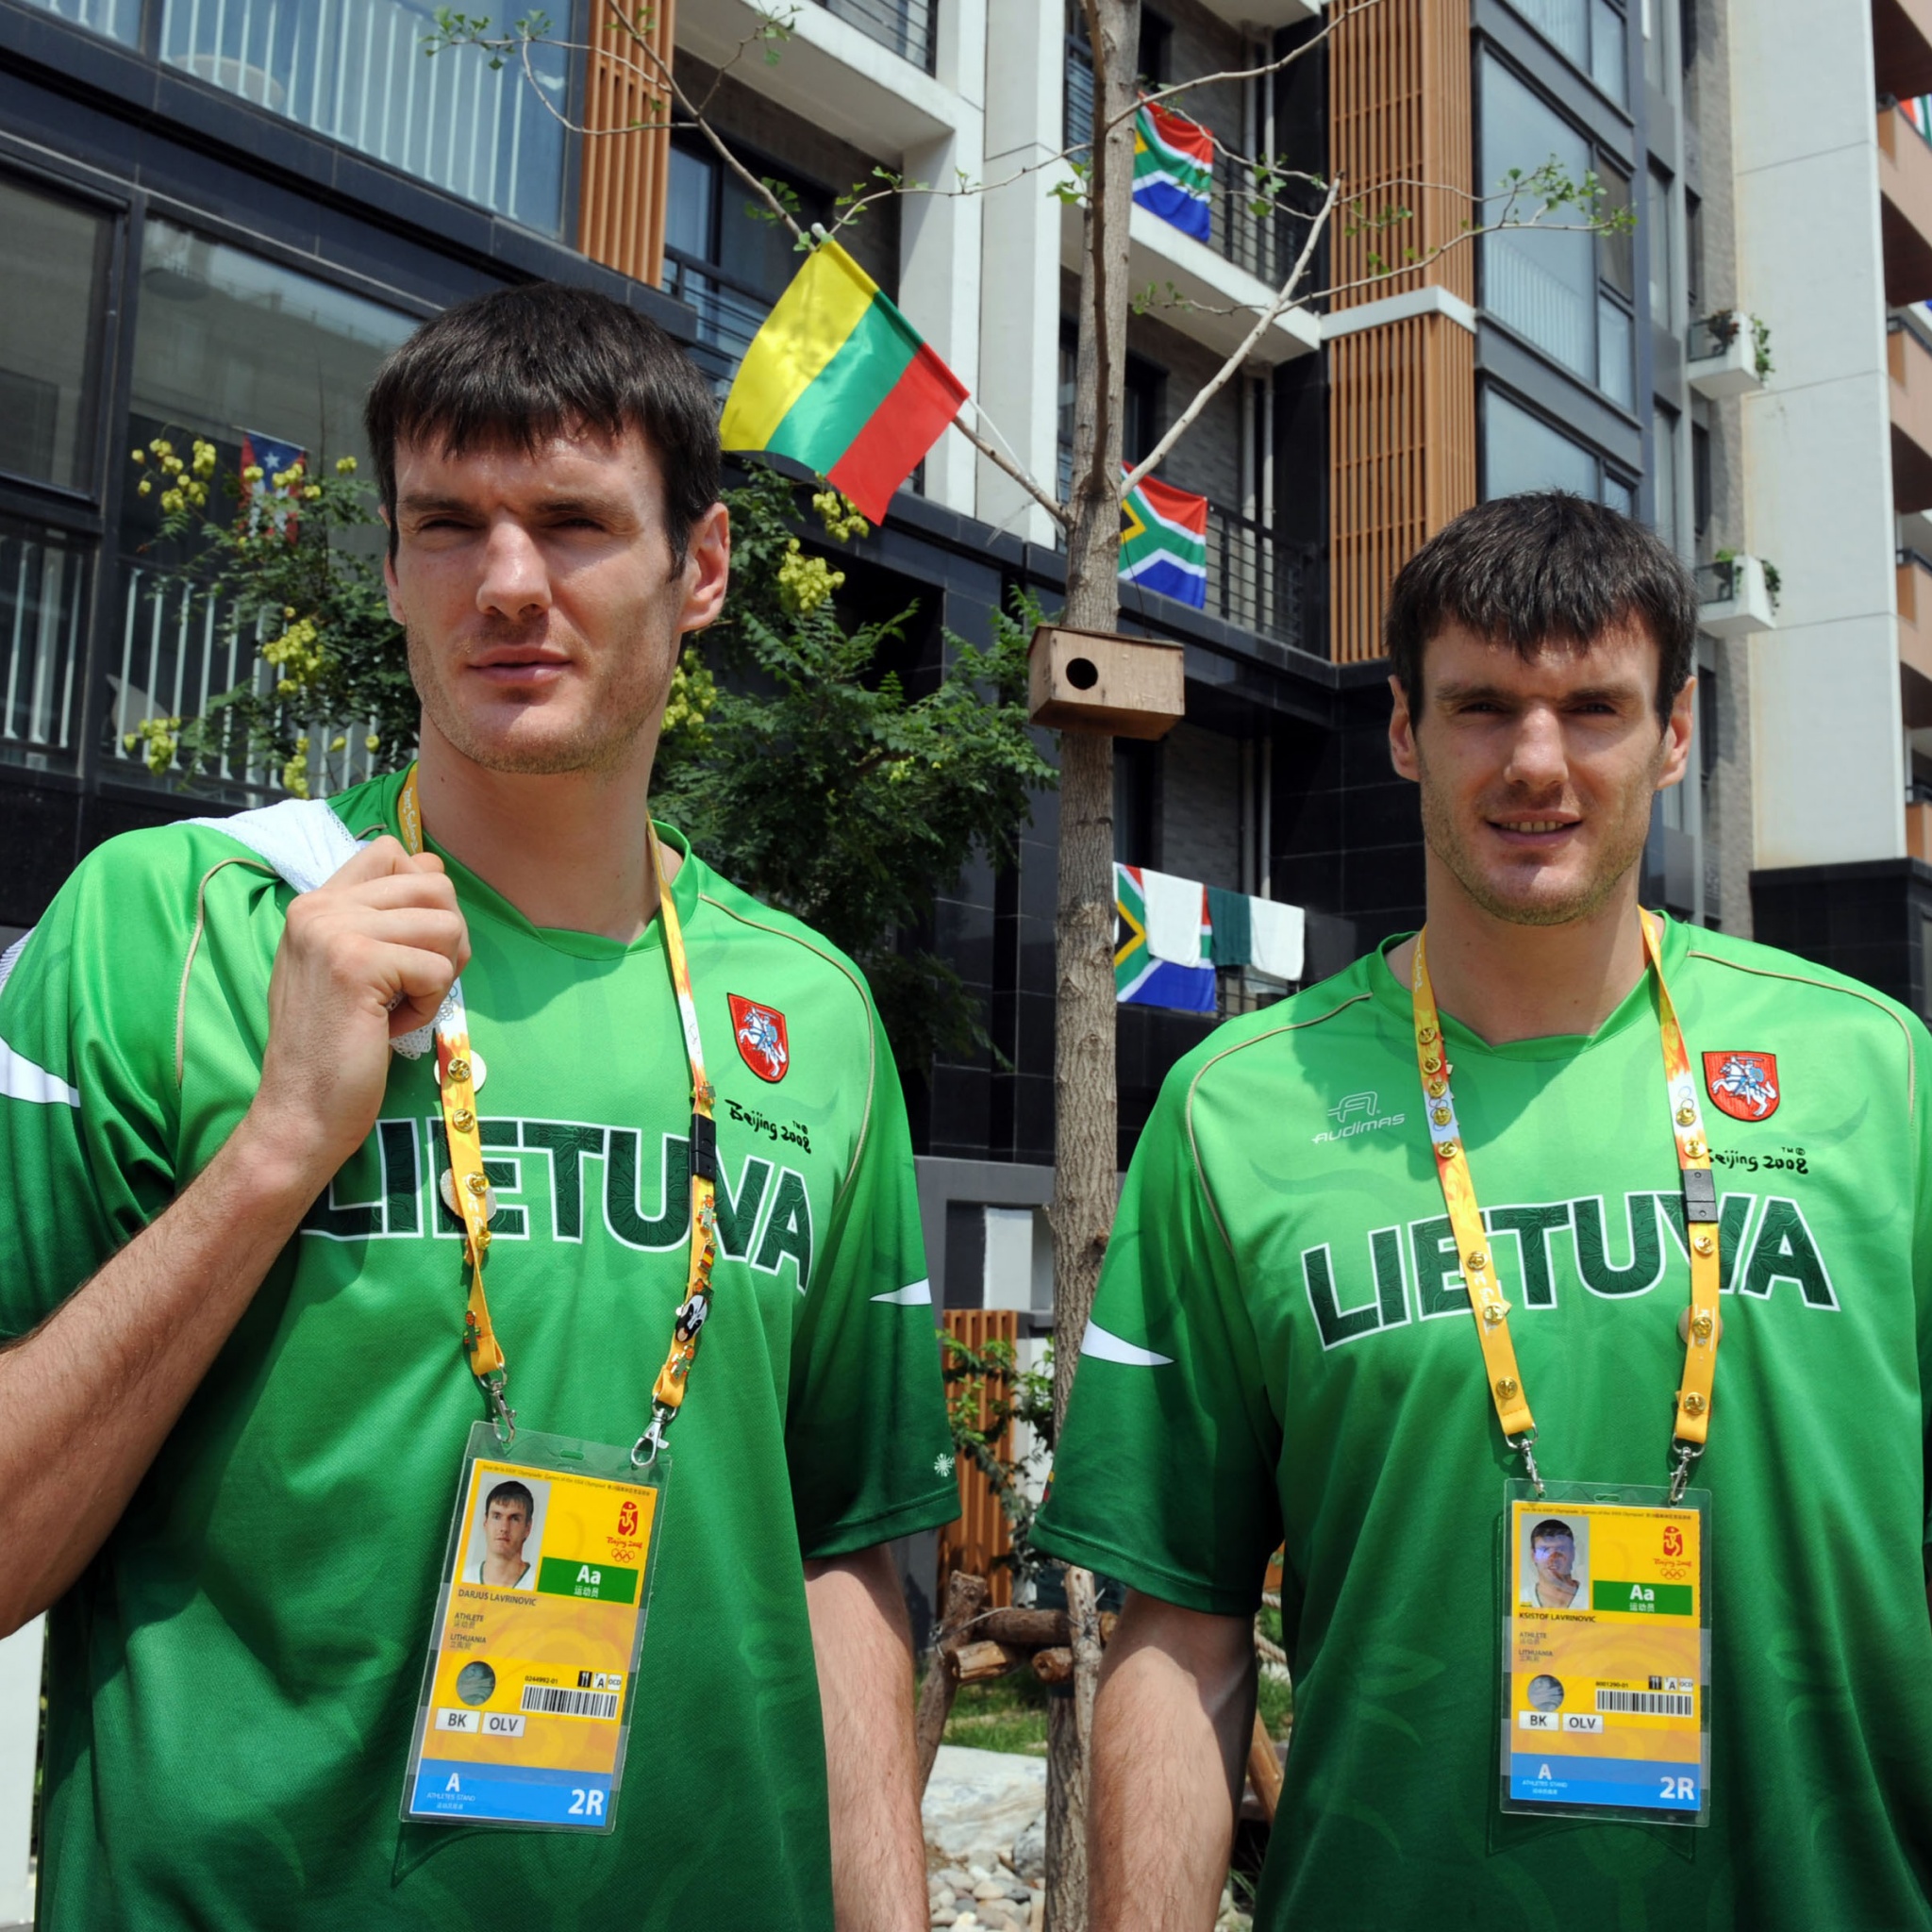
1690, 309, 1773, 397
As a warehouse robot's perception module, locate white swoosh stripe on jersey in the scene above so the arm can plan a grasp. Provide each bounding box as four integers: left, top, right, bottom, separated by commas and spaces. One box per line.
870, 1278, 934, 1306
0, 1037, 78, 1107
1080, 1320, 1174, 1367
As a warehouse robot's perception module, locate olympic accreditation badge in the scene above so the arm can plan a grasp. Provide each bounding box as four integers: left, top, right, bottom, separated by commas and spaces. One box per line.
1501, 1479, 1711, 1826
402, 1424, 668, 1832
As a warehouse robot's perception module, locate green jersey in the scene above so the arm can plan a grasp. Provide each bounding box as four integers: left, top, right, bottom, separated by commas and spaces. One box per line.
0, 769, 956, 1930
1034, 919, 1932, 1931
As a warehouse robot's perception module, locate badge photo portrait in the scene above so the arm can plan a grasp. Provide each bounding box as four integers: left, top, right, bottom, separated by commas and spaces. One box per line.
462, 1472, 551, 1592
1518, 1512, 1590, 1611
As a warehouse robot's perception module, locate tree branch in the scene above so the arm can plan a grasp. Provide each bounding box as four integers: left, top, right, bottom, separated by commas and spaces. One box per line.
951, 409, 1072, 530
1123, 172, 1341, 497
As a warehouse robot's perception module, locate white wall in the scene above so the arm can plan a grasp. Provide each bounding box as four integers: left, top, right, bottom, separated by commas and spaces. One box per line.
1730, 0, 1905, 866
0, 1618, 42, 1929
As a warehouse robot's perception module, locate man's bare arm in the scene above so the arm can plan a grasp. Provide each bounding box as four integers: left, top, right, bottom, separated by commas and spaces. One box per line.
0, 840, 467, 1637
1090, 1590, 1257, 1932
805, 1542, 927, 1932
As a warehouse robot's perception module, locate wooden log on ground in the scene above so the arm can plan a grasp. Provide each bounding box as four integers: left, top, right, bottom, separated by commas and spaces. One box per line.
914, 1570, 990, 1793
978, 1607, 1071, 1648
954, 1638, 1030, 1684
1032, 1645, 1074, 1686
1246, 1709, 1284, 1824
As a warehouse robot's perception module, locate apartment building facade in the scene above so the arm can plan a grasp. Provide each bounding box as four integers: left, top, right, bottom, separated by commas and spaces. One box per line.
0, 0, 1894, 1333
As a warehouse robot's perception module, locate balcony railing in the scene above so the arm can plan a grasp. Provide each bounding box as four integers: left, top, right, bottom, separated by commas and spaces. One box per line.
815, 0, 935, 72
0, 525, 88, 772
660, 250, 774, 390
1203, 501, 1309, 652
158, 0, 570, 235
16, 0, 140, 42
107, 566, 381, 801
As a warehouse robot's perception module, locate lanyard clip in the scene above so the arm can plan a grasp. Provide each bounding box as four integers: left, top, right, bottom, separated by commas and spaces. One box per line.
1667, 1437, 1704, 1507
632, 1403, 675, 1470
1508, 1430, 1545, 1499
480, 1372, 516, 1449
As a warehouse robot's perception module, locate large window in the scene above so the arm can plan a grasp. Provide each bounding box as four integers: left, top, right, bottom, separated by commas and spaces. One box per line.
662, 141, 832, 378
15, 0, 139, 42
0, 173, 115, 774
1647, 168, 1677, 333
1482, 388, 1634, 508
158, 0, 571, 235
0, 177, 113, 494
114, 221, 415, 792
1504, 0, 1628, 106
1481, 57, 1634, 407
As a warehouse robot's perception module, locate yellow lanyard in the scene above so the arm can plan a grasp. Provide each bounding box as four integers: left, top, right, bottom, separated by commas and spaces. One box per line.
397, 766, 719, 1463
1411, 910, 1722, 1502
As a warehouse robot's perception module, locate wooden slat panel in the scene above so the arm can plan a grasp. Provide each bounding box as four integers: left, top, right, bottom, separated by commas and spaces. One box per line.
1325, 0, 1476, 661
577, 2, 676, 288
936, 1308, 1019, 1611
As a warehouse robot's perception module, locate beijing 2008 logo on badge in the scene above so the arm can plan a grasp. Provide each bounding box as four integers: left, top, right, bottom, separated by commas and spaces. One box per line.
1702, 1050, 1779, 1122
728, 994, 790, 1083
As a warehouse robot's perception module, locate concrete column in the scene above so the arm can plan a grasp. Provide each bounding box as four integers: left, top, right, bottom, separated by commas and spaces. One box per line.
0, 1617, 42, 1928
974, 0, 1067, 544
1732, 0, 1905, 866
900, 0, 987, 514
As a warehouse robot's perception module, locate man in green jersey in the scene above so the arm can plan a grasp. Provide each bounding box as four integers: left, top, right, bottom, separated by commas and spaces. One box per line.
1032, 493, 1932, 1930
0, 284, 958, 1928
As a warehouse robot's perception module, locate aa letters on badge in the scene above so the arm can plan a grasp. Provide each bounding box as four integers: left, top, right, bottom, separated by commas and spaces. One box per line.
402, 1424, 667, 1832
1500, 1481, 1711, 1827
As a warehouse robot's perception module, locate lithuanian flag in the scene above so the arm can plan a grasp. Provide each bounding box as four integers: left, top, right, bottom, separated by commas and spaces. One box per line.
719, 239, 968, 523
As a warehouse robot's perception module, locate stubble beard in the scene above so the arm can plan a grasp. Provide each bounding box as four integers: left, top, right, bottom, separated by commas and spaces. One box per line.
1416, 742, 1664, 930
406, 618, 676, 780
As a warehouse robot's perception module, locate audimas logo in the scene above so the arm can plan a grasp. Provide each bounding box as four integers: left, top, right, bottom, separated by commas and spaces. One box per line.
1314, 1090, 1407, 1143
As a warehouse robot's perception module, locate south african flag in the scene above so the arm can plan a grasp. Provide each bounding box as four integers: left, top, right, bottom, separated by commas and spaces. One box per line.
1115, 864, 1216, 1012
1133, 99, 1214, 242
1120, 474, 1208, 608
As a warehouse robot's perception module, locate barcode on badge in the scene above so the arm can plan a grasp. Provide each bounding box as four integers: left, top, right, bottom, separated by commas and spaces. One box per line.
520, 1684, 621, 1720
1594, 1689, 1694, 1717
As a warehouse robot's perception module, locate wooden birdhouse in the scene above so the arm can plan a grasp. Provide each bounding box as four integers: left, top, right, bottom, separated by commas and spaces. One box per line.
1026, 626, 1185, 740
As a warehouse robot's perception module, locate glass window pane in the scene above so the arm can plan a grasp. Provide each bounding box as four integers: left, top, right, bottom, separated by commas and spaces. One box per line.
1591, 1, 1627, 104
1483, 389, 1599, 500
1507, 0, 1588, 66
0, 176, 111, 492
15, 0, 139, 42
1597, 296, 1634, 407
1481, 58, 1595, 382
116, 223, 417, 788
1597, 161, 1633, 298
1653, 408, 1681, 552
1643, 0, 1670, 95
0, 519, 90, 772
666, 147, 716, 263
1648, 170, 1676, 328
1603, 473, 1634, 516
158, 0, 570, 236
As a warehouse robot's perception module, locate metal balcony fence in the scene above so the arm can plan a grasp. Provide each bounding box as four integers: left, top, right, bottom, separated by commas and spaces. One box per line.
1693, 558, 1739, 605
158, 0, 570, 235
107, 566, 381, 801
0, 525, 88, 768
1203, 500, 1308, 651
815, 0, 935, 72
660, 250, 774, 385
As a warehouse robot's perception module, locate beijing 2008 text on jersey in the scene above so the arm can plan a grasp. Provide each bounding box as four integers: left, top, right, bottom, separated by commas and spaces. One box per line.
1034, 916, 1932, 1932
0, 765, 958, 1928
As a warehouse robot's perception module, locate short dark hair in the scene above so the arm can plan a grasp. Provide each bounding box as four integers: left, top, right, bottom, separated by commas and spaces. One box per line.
1530, 1519, 1575, 1547
1384, 492, 1698, 725
364, 281, 720, 566
486, 1479, 535, 1523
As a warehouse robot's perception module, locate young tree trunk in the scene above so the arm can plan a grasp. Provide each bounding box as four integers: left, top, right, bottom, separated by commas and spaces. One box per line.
1046, 6, 1139, 1929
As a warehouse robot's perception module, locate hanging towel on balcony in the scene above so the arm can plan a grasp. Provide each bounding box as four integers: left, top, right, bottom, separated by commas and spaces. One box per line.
1115, 864, 1216, 1012
1121, 474, 1208, 608
1141, 866, 1210, 965
1249, 897, 1306, 981
719, 237, 967, 522
1206, 887, 1250, 967
1133, 100, 1214, 242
